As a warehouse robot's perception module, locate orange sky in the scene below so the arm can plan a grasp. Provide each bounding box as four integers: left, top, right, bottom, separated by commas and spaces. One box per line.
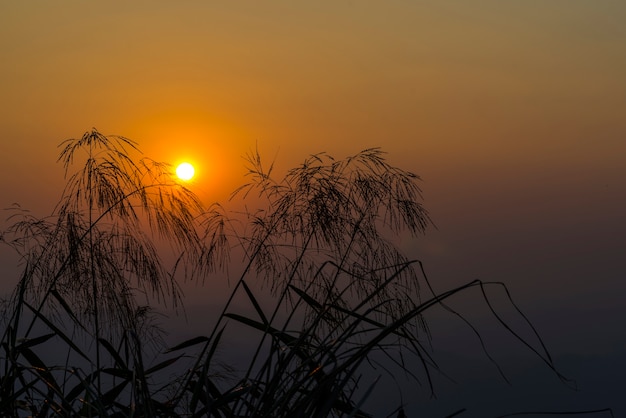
2, 2, 625, 206
1, 1, 626, 414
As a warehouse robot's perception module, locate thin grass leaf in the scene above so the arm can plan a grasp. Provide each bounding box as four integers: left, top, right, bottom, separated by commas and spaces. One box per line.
223, 313, 298, 347
98, 337, 128, 370
64, 372, 95, 403
241, 279, 269, 325
213, 384, 253, 408
18, 347, 62, 395
100, 367, 132, 380
445, 408, 467, 417
165, 336, 210, 353
14, 333, 55, 351
346, 376, 378, 418
50, 288, 87, 331
189, 327, 226, 414
23, 302, 91, 362
144, 355, 183, 375
100, 379, 131, 406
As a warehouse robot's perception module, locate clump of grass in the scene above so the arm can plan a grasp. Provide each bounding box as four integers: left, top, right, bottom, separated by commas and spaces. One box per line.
0, 129, 614, 417
0, 129, 217, 416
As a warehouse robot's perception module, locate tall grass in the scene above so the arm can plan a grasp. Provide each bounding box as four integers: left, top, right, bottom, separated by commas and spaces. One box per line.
0, 129, 613, 417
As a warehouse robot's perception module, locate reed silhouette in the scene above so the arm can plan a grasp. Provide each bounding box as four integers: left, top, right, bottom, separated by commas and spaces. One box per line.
0, 129, 613, 417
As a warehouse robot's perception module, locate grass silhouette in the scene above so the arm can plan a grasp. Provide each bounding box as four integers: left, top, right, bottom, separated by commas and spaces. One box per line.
0, 129, 613, 417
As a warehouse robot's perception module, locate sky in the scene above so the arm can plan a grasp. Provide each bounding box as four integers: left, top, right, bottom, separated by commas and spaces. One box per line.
1, 1, 625, 416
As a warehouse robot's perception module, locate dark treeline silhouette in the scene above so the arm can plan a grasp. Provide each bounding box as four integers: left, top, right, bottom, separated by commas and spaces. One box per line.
0, 129, 613, 417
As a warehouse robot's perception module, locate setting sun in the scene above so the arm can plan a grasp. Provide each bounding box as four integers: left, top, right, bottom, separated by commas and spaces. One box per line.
176, 162, 195, 181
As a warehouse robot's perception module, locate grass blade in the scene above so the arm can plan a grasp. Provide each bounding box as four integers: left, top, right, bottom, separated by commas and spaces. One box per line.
165, 336, 210, 353
23, 301, 91, 362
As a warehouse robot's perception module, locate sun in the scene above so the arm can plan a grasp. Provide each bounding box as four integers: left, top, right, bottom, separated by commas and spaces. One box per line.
176, 162, 195, 181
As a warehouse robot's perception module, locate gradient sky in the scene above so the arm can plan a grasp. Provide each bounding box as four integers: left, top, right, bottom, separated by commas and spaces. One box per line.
1, 1, 625, 416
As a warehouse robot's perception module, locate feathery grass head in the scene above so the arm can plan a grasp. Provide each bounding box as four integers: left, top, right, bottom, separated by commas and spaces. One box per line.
4, 128, 217, 340
231, 148, 431, 330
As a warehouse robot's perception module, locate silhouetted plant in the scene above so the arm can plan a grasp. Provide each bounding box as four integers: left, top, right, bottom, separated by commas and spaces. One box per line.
0, 130, 614, 417
6, 129, 211, 333
166, 148, 435, 417
0, 129, 222, 416
234, 148, 430, 321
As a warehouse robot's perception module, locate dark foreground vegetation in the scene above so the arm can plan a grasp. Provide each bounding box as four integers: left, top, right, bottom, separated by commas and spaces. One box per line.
0, 130, 613, 417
